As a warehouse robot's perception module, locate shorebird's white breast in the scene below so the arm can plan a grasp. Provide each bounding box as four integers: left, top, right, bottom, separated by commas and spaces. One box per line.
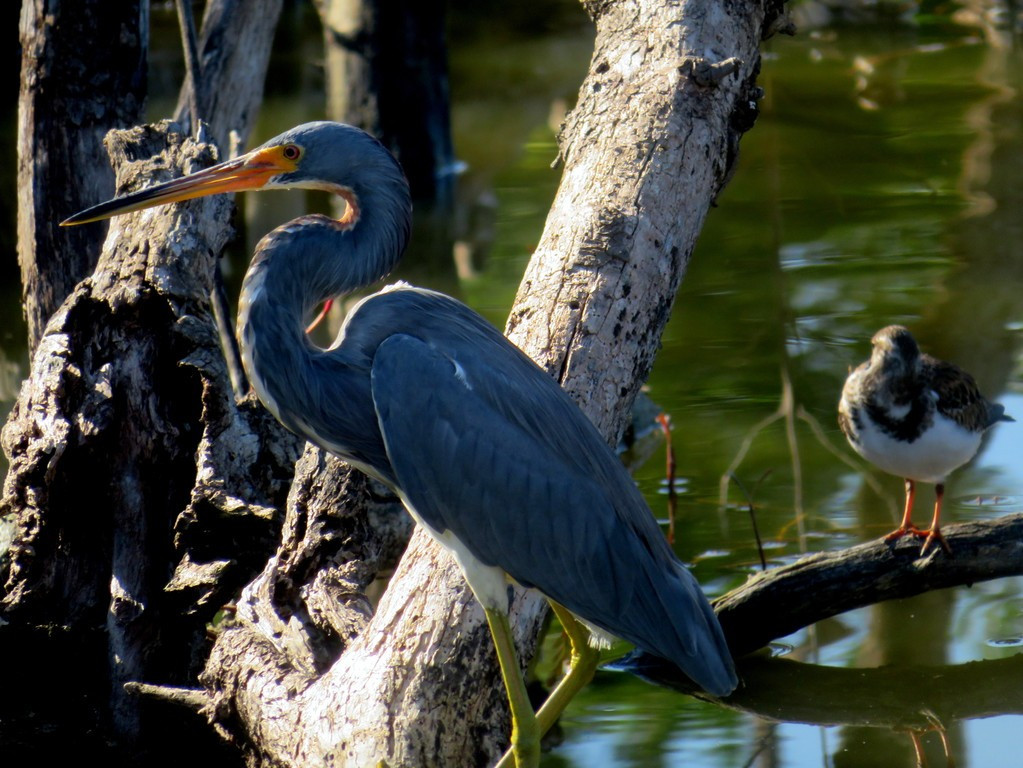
849, 410, 982, 483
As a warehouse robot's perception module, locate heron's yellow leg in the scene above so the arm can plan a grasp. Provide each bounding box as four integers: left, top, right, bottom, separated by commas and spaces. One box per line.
535, 601, 600, 735
484, 606, 540, 768
495, 601, 600, 768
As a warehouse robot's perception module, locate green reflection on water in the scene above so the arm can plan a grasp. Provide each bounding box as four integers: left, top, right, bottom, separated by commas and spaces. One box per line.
450, 13, 1023, 768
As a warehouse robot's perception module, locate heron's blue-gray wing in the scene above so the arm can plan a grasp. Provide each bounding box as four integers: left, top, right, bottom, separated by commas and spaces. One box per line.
370, 332, 735, 695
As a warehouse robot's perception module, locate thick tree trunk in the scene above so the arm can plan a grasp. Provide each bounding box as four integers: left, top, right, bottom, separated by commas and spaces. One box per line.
0, 124, 300, 748
199, 1, 778, 766
16, 0, 147, 355
7, 3, 288, 747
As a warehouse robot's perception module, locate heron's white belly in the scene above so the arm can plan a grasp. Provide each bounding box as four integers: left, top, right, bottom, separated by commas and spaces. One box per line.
395, 491, 511, 612
395, 492, 618, 650
852, 414, 981, 483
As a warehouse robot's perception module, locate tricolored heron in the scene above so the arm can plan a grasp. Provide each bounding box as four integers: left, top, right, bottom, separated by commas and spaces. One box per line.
64, 122, 737, 766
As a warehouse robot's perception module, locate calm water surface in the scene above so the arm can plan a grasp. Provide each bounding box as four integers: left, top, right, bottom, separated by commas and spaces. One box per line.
446, 12, 1023, 768
3, 4, 1022, 767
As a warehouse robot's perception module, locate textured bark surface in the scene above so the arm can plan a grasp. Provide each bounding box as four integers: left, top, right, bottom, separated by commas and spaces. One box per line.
16, 0, 146, 354
8, 0, 291, 738
4, 126, 224, 621
197, 1, 779, 766
505, 2, 766, 433
0, 124, 299, 744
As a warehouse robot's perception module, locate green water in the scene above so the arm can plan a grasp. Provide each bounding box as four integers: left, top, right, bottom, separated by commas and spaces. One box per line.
444, 9, 1023, 768
4, 2, 1023, 766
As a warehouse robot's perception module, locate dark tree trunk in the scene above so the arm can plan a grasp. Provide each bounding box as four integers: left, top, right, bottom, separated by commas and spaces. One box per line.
316, 0, 455, 200
6, 2, 289, 751
16, 0, 147, 354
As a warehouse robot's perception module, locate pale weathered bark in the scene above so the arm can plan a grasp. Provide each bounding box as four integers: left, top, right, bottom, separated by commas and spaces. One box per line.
173, 0, 285, 152
16, 0, 147, 354
199, 1, 781, 766
169, 0, 286, 400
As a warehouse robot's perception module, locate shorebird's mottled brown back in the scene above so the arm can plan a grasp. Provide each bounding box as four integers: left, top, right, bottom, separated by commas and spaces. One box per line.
922, 356, 1009, 432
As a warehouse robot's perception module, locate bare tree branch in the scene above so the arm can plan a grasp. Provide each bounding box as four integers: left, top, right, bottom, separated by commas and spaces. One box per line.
173, 0, 284, 152
715, 513, 1023, 657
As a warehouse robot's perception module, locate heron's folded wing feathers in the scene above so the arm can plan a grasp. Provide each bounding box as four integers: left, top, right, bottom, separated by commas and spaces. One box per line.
370, 333, 736, 695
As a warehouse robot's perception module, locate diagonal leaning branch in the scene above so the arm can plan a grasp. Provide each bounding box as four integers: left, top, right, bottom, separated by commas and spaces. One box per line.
715, 512, 1023, 658
197, 1, 781, 766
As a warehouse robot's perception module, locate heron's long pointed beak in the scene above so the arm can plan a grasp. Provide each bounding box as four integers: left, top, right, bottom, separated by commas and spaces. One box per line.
61, 145, 299, 226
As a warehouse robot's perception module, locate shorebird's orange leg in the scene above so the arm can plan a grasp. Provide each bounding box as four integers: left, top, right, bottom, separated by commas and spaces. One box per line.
920, 482, 953, 555
884, 479, 925, 542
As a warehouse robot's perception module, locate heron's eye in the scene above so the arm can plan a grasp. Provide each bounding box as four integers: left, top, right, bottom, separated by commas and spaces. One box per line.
282, 144, 302, 161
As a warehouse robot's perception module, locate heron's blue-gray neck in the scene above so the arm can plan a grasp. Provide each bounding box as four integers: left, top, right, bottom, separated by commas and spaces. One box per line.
246, 175, 411, 318
236, 171, 411, 458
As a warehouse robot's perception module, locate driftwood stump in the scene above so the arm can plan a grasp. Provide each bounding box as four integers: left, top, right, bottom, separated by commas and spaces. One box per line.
1, 123, 300, 744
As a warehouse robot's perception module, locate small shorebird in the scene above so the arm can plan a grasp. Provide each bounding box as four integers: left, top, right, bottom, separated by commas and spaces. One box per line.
839, 325, 1011, 554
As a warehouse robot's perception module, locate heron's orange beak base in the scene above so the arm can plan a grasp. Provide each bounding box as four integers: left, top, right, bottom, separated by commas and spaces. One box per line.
61, 145, 300, 226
